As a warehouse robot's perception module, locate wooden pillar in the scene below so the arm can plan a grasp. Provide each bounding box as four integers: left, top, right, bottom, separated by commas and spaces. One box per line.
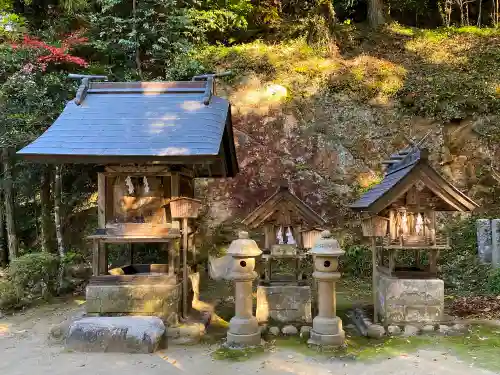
389, 210, 396, 240
171, 172, 180, 229
429, 210, 436, 245
182, 218, 189, 318
264, 224, 274, 250
168, 241, 175, 275
388, 249, 396, 274
92, 240, 99, 276
97, 173, 107, 274
99, 243, 108, 274
127, 243, 134, 265
371, 218, 378, 323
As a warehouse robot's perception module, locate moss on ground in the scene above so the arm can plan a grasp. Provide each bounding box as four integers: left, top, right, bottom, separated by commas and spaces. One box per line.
271, 325, 500, 372
212, 344, 265, 361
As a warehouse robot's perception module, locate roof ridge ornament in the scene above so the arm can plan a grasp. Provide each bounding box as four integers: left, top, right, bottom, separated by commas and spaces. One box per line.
68, 74, 108, 105
191, 71, 232, 106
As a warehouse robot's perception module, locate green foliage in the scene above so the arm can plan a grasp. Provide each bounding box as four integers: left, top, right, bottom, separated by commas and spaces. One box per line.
340, 244, 372, 278
61, 251, 84, 265
488, 268, 500, 294
440, 217, 491, 295
8, 252, 59, 300
0, 278, 21, 310
89, 0, 193, 79
189, 0, 253, 43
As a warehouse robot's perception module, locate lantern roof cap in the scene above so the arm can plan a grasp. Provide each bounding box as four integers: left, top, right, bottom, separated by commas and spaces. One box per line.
227, 231, 262, 257
310, 230, 344, 256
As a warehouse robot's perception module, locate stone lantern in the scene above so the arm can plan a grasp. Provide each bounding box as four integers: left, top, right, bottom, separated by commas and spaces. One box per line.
226, 231, 263, 346
308, 230, 345, 347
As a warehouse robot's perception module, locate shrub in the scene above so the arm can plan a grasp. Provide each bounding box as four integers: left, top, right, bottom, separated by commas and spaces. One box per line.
8, 252, 59, 300
440, 217, 491, 295
488, 268, 500, 294
0, 278, 22, 310
340, 244, 372, 278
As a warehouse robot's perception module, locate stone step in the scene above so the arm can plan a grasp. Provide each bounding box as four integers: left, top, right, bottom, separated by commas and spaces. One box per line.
64, 316, 166, 353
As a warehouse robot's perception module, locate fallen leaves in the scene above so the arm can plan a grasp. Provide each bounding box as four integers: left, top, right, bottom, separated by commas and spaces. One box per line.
448, 296, 500, 318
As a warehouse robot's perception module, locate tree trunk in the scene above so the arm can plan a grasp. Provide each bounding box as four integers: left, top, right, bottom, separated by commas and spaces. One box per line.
132, 0, 143, 79
40, 165, 53, 253
368, 0, 387, 28
319, 0, 337, 34
2, 147, 18, 260
53, 165, 65, 291
477, 0, 482, 26
0, 189, 6, 267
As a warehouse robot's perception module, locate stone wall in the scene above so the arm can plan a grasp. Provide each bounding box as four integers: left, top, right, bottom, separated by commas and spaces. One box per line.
86, 282, 182, 321
256, 285, 312, 324
377, 274, 444, 324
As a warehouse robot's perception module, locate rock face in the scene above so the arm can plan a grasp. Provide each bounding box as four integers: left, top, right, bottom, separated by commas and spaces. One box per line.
377, 274, 444, 324
282, 325, 299, 335
256, 285, 312, 324
65, 316, 166, 353
367, 324, 385, 339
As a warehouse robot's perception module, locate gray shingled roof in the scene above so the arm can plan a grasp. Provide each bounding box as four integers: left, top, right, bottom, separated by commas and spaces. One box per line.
350, 163, 417, 210
17, 81, 238, 177
350, 146, 478, 212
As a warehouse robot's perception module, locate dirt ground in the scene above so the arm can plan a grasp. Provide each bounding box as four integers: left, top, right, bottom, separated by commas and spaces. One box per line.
0, 299, 498, 375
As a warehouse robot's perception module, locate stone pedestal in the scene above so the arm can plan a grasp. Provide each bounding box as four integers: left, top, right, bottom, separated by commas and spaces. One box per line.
492, 219, 500, 268
226, 232, 262, 347
307, 231, 345, 347
256, 285, 312, 323
377, 273, 444, 324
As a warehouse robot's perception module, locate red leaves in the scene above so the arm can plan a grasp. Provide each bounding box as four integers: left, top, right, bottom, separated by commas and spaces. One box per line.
11, 33, 88, 72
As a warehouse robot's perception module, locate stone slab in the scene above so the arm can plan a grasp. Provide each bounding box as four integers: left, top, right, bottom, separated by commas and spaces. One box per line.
492, 219, 500, 267
86, 282, 182, 319
377, 274, 444, 324
65, 316, 166, 353
256, 285, 312, 324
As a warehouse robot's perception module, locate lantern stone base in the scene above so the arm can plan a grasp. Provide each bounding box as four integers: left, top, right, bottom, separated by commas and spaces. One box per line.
308, 316, 345, 347
377, 274, 444, 324
256, 285, 312, 324
227, 316, 261, 346
226, 330, 262, 346
308, 330, 345, 347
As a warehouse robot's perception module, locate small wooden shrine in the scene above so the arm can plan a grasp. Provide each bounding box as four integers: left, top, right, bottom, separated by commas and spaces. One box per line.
243, 184, 326, 324
17, 73, 238, 321
242, 184, 326, 285
350, 137, 478, 323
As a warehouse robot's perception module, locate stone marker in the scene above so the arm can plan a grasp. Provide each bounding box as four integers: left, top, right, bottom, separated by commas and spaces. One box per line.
451, 323, 468, 332
492, 219, 500, 267
387, 325, 402, 336
367, 324, 385, 339
477, 219, 492, 263
403, 325, 420, 336
65, 316, 166, 353
282, 325, 298, 335
269, 326, 280, 336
